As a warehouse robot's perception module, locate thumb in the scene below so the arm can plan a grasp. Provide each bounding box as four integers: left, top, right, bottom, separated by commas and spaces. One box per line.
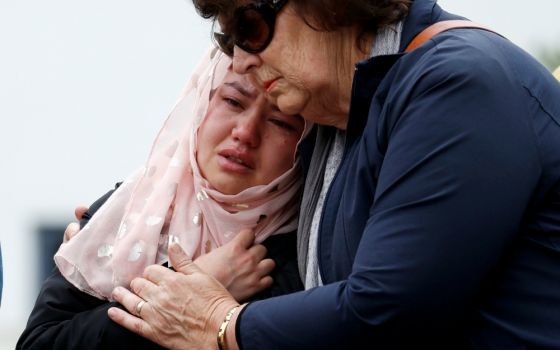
168, 242, 200, 275
63, 222, 80, 243
74, 205, 89, 220
233, 228, 256, 249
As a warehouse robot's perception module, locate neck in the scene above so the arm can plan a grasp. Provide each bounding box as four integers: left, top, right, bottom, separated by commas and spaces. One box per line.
328, 30, 375, 130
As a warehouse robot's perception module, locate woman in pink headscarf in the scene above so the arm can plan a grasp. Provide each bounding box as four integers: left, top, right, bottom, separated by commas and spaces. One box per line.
17, 48, 309, 350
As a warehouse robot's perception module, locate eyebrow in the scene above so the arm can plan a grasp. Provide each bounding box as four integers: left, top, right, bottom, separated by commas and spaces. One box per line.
223, 81, 256, 98
222, 81, 304, 126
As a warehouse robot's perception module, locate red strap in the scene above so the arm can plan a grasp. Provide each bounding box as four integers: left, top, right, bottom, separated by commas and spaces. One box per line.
404, 20, 496, 53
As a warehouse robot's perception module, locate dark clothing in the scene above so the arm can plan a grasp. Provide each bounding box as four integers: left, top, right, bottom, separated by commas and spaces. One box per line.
17, 184, 302, 350
237, 0, 560, 349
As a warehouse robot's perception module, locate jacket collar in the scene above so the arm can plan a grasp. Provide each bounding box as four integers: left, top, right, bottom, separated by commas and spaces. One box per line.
345, 0, 464, 139
345, 54, 403, 140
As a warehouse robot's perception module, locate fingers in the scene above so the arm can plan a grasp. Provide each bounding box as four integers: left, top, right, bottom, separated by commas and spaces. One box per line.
63, 205, 88, 243
257, 258, 275, 276
242, 259, 274, 292
142, 265, 175, 286
168, 243, 200, 275
112, 286, 148, 315
130, 276, 158, 300
107, 307, 154, 341
63, 222, 80, 243
248, 243, 268, 262
233, 273, 274, 302
74, 205, 88, 220
233, 229, 256, 249
259, 275, 273, 290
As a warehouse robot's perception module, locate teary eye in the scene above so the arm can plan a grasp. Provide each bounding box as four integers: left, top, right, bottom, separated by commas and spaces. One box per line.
270, 118, 296, 131
223, 97, 243, 109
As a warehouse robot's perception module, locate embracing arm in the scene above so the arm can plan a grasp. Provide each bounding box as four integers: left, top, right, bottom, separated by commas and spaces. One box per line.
235, 45, 541, 349
18, 182, 301, 349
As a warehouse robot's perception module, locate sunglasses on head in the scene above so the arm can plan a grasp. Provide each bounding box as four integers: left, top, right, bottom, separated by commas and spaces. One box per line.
213, 0, 288, 57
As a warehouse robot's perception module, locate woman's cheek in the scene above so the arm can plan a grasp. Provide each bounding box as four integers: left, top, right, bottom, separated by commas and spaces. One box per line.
276, 88, 311, 117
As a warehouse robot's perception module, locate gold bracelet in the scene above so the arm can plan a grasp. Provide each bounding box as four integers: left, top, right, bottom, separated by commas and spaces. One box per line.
217, 305, 239, 350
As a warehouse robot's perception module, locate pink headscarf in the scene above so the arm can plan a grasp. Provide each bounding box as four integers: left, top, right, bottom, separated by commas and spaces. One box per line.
55, 48, 306, 300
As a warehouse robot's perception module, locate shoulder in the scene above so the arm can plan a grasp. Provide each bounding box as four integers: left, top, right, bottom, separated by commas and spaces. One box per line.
404, 30, 521, 93
377, 28, 557, 125
400, 27, 557, 100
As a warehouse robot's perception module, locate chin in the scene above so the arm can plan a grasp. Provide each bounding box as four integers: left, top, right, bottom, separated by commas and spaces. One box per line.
211, 178, 245, 195
277, 94, 308, 117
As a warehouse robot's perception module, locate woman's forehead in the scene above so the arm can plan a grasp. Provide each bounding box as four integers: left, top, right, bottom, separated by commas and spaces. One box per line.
221, 70, 258, 95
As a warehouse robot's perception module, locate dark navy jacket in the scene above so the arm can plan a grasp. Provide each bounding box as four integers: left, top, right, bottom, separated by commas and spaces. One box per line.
237, 0, 560, 349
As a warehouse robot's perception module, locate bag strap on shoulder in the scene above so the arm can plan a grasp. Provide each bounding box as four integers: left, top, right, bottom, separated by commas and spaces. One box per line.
404, 20, 497, 53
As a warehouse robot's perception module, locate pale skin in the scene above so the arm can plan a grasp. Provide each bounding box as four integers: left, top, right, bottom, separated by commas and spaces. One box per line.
103, 3, 374, 349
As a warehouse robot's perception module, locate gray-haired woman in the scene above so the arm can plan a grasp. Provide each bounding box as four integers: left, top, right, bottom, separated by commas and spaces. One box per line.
109, 1, 560, 349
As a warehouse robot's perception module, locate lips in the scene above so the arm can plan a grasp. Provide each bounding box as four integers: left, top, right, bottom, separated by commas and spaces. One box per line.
262, 78, 279, 92
218, 148, 255, 170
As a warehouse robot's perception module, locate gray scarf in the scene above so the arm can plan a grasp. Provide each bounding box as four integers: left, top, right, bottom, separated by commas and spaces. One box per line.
297, 125, 336, 280
296, 21, 403, 281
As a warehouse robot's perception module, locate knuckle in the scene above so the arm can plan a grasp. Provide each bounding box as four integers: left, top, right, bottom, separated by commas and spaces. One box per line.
167, 273, 184, 288
144, 265, 157, 276
168, 274, 180, 285
133, 320, 144, 334
238, 254, 251, 265
231, 243, 245, 255
252, 253, 263, 265
173, 259, 192, 272
245, 278, 257, 289
130, 278, 144, 294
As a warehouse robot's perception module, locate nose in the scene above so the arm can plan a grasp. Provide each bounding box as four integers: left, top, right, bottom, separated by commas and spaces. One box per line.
231, 109, 261, 148
232, 46, 263, 74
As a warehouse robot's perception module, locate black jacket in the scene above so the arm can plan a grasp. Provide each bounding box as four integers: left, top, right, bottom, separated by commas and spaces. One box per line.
17, 184, 302, 349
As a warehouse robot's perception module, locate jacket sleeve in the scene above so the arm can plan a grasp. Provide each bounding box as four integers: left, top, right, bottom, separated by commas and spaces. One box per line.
235, 38, 542, 349
17, 184, 164, 350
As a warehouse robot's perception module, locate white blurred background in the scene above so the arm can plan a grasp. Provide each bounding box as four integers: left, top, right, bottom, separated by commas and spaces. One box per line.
1, 0, 559, 348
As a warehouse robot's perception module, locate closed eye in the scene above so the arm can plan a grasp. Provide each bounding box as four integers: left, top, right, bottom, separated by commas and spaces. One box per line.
223, 97, 243, 109
270, 118, 297, 131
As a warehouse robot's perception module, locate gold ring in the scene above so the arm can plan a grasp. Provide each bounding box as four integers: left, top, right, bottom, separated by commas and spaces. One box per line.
135, 300, 146, 316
